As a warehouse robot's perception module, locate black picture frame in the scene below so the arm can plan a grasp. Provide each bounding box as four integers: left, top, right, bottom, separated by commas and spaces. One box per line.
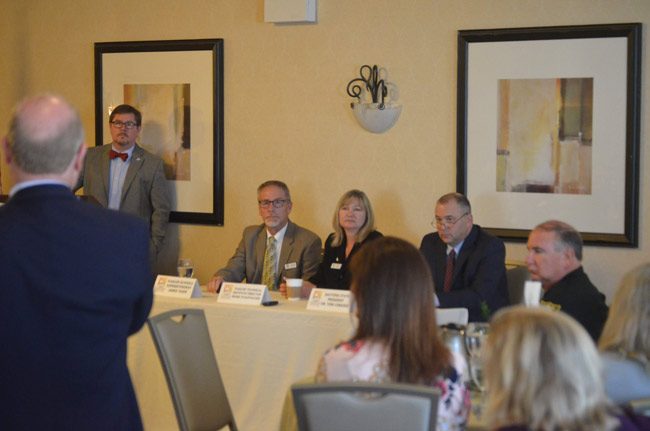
457, 23, 641, 247
94, 38, 224, 225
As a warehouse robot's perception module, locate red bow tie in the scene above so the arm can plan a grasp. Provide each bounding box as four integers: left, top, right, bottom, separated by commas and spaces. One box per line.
109, 150, 128, 162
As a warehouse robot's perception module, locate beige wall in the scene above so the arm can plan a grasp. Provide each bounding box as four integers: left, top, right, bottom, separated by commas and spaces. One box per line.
1, 0, 648, 301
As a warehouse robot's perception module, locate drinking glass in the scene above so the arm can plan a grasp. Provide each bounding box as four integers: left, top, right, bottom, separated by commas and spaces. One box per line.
177, 259, 194, 278
464, 322, 489, 392
464, 322, 489, 419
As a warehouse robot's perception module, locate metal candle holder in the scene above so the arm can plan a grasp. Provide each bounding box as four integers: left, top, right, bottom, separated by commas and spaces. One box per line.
346, 64, 388, 109
346, 64, 401, 133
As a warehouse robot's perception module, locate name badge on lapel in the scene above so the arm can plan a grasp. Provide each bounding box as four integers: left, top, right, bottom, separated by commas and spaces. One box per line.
285, 262, 297, 270
330, 262, 342, 270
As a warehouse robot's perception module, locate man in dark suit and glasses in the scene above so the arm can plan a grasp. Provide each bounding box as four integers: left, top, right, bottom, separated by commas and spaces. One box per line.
420, 192, 509, 322
0, 94, 152, 430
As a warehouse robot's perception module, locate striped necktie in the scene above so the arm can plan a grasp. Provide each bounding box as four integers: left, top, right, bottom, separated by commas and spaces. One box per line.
262, 236, 277, 290
443, 249, 456, 292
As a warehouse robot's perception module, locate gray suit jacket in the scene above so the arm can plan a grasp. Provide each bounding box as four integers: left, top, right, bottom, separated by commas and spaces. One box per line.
217, 221, 322, 288
76, 144, 171, 255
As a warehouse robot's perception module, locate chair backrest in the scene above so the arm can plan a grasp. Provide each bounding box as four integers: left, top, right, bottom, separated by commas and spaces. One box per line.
436, 307, 469, 326
292, 382, 440, 431
147, 308, 238, 431
506, 266, 530, 305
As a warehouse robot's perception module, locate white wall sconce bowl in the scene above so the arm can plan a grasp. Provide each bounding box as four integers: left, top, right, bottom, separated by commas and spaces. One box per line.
351, 102, 402, 134
347, 65, 401, 134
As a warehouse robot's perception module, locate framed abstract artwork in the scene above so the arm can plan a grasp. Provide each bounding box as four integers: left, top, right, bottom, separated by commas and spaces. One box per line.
457, 23, 641, 246
95, 38, 224, 225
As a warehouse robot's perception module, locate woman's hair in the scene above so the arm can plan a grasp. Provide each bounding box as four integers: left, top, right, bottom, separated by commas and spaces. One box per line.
331, 189, 376, 247
349, 236, 451, 383
599, 263, 650, 364
484, 306, 617, 431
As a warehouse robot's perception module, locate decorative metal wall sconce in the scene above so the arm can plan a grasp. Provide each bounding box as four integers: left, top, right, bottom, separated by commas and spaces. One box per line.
346, 65, 402, 133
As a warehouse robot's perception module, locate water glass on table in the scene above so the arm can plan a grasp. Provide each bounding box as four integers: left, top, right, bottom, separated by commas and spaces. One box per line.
177, 258, 194, 278
464, 322, 489, 416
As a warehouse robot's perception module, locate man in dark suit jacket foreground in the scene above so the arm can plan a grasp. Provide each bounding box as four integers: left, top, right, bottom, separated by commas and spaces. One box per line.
420, 192, 509, 322
207, 180, 322, 293
0, 94, 153, 430
76, 104, 170, 261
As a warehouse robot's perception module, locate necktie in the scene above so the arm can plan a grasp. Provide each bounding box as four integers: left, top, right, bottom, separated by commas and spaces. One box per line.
109, 150, 128, 161
443, 249, 456, 292
262, 236, 277, 290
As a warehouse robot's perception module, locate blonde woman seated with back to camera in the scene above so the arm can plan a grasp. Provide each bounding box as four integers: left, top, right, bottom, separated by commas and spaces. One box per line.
315, 236, 470, 431
483, 306, 650, 431
599, 262, 650, 404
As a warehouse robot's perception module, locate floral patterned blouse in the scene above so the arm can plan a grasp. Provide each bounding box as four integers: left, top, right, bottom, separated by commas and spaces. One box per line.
315, 339, 470, 431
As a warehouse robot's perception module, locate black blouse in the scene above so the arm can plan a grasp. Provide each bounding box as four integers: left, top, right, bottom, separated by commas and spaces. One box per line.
310, 230, 383, 290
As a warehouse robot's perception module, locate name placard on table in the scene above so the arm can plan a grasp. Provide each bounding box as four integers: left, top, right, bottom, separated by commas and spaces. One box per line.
307, 288, 351, 313
154, 275, 201, 298
218, 282, 271, 305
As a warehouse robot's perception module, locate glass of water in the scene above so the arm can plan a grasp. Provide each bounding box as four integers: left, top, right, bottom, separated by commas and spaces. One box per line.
464, 322, 489, 419
177, 258, 194, 278
464, 322, 489, 392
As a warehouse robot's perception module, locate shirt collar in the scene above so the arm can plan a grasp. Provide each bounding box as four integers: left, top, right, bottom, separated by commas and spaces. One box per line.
447, 239, 465, 256
267, 222, 289, 242
9, 179, 69, 197
110, 144, 136, 158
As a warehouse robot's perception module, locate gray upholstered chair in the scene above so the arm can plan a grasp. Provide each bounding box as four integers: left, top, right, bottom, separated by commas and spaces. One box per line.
292, 382, 440, 431
147, 308, 238, 431
506, 265, 530, 305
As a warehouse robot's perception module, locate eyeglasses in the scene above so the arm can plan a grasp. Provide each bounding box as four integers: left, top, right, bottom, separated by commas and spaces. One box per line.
258, 199, 289, 209
432, 212, 469, 228
110, 121, 139, 130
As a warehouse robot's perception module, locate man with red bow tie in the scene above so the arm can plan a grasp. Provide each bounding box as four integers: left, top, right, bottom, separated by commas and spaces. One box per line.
76, 104, 170, 263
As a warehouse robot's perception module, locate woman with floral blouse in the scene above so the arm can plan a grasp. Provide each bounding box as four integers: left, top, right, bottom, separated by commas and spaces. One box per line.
315, 236, 470, 431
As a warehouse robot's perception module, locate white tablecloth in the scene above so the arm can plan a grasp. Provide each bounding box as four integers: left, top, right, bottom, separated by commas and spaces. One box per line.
127, 293, 354, 430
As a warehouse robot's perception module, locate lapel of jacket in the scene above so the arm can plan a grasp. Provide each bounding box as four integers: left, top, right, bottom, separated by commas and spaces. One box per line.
253, 225, 268, 283
121, 145, 145, 202
100, 145, 112, 201
433, 235, 448, 288
455, 225, 478, 279
277, 221, 295, 278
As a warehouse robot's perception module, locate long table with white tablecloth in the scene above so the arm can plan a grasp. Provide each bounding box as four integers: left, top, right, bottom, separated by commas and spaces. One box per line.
127, 293, 354, 430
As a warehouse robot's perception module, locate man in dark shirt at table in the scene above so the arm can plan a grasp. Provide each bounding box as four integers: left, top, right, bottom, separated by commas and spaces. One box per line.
0, 94, 152, 430
526, 219, 608, 341
419, 192, 509, 322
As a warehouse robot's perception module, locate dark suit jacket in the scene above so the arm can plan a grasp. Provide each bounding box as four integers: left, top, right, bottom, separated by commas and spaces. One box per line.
420, 225, 509, 322
217, 221, 322, 288
77, 144, 171, 255
0, 184, 153, 430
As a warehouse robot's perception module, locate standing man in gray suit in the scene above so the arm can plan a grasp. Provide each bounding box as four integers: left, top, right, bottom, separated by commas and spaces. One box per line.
207, 180, 322, 293
76, 104, 171, 260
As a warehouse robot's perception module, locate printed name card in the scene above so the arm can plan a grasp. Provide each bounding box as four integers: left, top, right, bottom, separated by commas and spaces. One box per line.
307, 288, 351, 313
218, 282, 271, 305
154, 275, 201, 299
